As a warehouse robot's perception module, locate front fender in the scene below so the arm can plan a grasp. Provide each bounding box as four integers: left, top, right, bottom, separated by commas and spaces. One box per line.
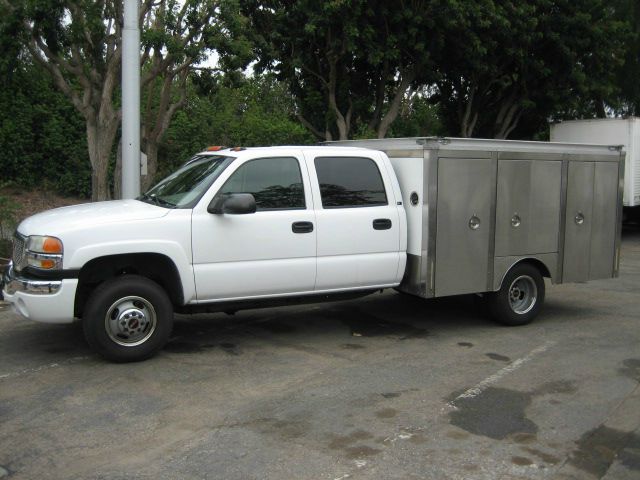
63, 211, 195, 303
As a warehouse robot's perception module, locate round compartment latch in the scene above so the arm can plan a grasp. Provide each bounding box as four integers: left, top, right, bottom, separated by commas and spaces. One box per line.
410, 192, 419, 206
511, 214, 521, 228
575, 212, 585, 225
468, 215, 481, 230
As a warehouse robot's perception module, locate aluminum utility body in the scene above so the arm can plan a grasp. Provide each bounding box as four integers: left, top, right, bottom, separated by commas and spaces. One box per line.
1, 139, 624, 362
332, 138, 624, 297
551, 117, 640, 219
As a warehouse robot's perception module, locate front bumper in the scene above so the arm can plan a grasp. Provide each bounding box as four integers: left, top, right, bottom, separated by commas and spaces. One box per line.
1, 262, 77, 324
2, 262, 62, 296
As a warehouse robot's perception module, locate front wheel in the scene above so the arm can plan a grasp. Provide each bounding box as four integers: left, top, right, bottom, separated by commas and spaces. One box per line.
83, 275, 174, 362
486, 264, 545, 326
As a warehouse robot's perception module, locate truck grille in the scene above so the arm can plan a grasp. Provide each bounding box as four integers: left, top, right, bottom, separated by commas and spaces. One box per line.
12, 233, 27, 272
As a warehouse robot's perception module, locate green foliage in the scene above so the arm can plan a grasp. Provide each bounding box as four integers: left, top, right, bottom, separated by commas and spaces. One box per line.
1, 0, 639, 200
0, 60, 91, 197
0, 182, 19, 243
244, 0, 629, 140
388, 96, 445, 138
242, 0, 450, 139
159, 73, 314, 178
434, 0, 628, 138
609, 0, 640, 115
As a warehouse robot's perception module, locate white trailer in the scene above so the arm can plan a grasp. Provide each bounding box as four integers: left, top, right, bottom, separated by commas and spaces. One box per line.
551, 118, 640, 215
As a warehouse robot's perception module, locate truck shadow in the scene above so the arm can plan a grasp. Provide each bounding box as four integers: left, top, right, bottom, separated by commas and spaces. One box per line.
165, 290, 590, 356
0, 317, 91, 362
0, 286, 598, 361
622, 223, 640, 238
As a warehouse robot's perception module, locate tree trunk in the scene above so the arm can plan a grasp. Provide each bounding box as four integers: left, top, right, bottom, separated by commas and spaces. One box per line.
460, 86, 477, 138
86, 117, 119, 202
494, 90, 521, 139
595, 97, 607, 118
376, 72, 415, 138
326, 57, 350, 140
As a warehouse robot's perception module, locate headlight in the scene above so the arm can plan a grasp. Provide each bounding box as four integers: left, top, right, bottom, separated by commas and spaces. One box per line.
25, 235, 63, 270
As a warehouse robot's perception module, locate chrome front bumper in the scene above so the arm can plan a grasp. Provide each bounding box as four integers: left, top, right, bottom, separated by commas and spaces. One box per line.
1, 262, 62, 297
1, 261, 77, 323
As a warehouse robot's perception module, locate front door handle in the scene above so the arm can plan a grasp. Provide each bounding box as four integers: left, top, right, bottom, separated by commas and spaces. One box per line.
292, 221, 314, 234
373, 218, 392, 230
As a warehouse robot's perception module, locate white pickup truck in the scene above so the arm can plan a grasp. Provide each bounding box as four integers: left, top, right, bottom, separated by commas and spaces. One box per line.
1, 138, 624, 362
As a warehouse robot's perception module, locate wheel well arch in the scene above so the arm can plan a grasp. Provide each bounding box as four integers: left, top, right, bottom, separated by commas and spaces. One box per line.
496, 258, 552, 291
74, 253, 183, 317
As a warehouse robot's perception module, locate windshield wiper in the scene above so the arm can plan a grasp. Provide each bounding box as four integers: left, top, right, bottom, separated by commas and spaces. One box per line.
139, 192, 176, 208
139, 192, 158, 206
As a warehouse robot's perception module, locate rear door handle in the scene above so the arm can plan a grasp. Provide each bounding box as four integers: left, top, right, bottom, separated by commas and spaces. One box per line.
292, 221, 314, 234
373, 218, 392, 230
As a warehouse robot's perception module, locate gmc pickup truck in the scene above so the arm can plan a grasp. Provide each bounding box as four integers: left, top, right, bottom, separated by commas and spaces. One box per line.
1, 138, 624, 362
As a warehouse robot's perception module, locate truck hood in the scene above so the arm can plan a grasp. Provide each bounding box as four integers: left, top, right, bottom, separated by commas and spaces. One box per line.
17, 200, 171, 237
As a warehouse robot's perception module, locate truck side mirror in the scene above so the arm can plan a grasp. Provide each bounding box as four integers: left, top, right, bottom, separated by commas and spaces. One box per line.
208, 193, 257, 215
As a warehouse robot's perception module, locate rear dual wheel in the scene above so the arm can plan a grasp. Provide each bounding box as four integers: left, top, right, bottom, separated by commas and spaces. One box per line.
83, 275, 173, 362
486, 263, 545, 326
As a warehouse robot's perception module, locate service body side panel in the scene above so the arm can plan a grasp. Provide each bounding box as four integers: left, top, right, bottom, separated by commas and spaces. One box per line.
387, 155, 423, 257
387, 154, 425, 294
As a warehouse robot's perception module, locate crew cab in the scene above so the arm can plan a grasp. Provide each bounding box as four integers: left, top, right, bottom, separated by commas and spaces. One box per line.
1, 139, 624, 362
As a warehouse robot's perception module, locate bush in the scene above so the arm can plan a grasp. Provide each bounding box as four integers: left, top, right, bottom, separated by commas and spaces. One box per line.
0, 182, 18, 252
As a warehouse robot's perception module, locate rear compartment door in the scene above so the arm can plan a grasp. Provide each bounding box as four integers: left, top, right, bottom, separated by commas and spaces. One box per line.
563, 161, 619, 282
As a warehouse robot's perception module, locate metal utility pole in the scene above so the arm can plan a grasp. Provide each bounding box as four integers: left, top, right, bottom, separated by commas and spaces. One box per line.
121, 0, 141, 199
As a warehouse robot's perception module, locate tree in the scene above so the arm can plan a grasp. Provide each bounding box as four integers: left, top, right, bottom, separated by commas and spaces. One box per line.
0, 16, 90, 197
242, 0, 453, 140
137, 0, 251, 191
2, 0, 249, 201
385, 89, 445, 139
161, 72, 313, 177
433, 0, 627, 139
610, 0, 640, 116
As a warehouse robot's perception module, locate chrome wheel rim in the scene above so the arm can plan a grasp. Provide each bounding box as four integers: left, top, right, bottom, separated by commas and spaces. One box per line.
508, 275, 537, 314
105, 296, 157, 347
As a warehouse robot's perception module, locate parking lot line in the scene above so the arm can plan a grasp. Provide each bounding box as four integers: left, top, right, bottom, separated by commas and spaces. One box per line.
0, 355, 90, 381
446, 340, 557, 410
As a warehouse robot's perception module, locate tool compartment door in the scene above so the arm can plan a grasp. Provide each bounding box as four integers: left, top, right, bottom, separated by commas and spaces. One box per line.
495, 160, 562, 256
589, 162, 619, 279
435, 157, 494, 296
563, 161, 619, 282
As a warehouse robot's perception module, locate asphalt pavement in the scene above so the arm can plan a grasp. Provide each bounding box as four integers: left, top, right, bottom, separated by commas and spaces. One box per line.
0, 227, 639, 480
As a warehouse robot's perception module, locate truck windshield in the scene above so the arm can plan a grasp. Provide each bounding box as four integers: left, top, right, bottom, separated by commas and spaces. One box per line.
139, 155, 235, 208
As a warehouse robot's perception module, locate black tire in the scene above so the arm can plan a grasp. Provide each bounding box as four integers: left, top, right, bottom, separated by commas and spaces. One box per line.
486, 263, 545, 326
83, 274, 174, 362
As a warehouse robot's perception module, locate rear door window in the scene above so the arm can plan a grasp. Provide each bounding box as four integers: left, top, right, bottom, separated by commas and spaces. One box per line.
314, 156, 388, 208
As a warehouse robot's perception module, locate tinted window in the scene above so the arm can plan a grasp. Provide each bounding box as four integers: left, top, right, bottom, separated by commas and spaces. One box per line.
219, 157, 305, 210
315, 156, 388, 208
143, 155, 234, 208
